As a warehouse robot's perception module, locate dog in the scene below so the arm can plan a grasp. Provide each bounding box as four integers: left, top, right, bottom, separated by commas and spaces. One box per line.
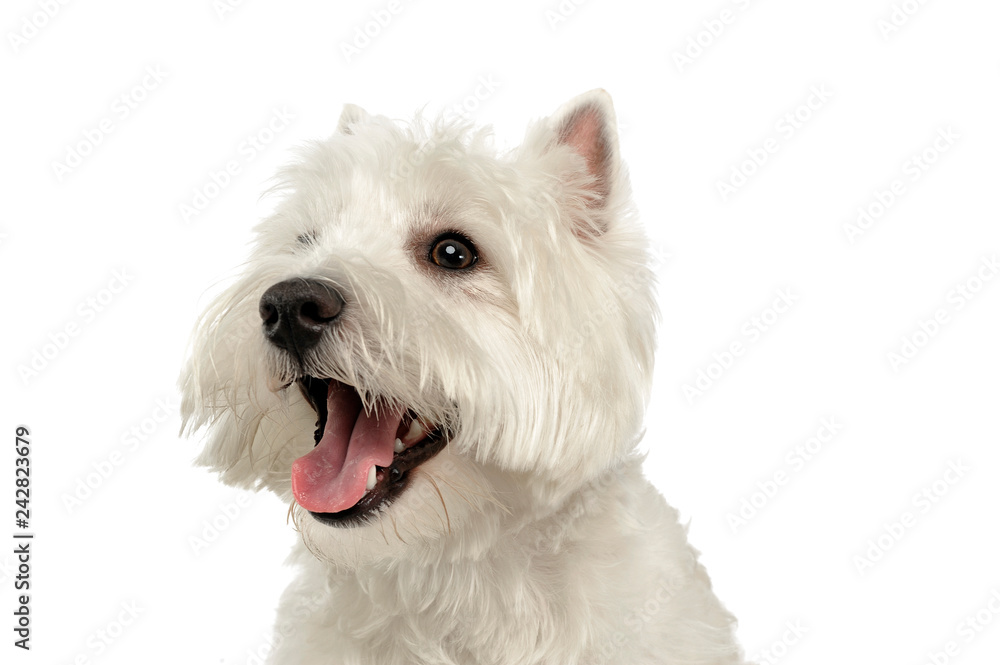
181, 90, 746, 665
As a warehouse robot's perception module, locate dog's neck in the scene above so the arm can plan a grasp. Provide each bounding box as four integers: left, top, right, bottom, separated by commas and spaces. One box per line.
317, 454, 644, 607
272, 454, 720, 664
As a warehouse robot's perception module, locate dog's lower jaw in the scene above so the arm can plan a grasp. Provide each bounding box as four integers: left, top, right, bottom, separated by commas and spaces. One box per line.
268, 457, 746, 665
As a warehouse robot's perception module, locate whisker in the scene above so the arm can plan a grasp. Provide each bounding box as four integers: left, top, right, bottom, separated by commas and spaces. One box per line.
390, 513, 406, 544
427, 475, 451, 534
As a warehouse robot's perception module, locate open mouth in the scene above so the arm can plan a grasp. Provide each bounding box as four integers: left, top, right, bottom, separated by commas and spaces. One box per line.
292, 376, 448, 528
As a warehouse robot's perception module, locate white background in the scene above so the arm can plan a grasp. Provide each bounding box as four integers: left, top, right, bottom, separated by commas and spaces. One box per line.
3, 1, 999, 664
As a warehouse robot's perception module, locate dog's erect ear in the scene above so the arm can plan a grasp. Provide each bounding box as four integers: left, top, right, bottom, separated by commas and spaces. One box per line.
549, 89, 621, 212
337, 103, 372, 134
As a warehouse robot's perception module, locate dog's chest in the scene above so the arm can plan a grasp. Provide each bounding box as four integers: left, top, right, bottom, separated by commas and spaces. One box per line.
338, 559, 589, 662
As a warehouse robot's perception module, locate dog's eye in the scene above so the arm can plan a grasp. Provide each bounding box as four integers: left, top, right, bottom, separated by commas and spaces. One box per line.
429, 233, 478, 270
297, 232, 317, 246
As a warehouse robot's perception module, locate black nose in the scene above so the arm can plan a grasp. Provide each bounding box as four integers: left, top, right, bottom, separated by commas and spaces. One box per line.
259, 279, 344, 354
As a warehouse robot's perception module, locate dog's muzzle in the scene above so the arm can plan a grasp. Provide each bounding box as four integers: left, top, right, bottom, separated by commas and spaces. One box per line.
257, 278, 450, 527
258, 278, 344, 355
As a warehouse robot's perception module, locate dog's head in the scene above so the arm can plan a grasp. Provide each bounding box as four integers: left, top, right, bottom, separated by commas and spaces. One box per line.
180, 90, 657, 564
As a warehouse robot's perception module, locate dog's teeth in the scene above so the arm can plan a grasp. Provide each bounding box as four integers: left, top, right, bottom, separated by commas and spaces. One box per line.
365, 465, 376, 491
402, 418, 429, 444
394, 438, 405, 453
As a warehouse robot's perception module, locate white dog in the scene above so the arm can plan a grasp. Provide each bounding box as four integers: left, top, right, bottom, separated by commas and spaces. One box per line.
181, 90, 746, 665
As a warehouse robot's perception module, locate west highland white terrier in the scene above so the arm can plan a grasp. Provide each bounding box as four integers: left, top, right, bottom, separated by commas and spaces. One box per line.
181, 90, 746, 665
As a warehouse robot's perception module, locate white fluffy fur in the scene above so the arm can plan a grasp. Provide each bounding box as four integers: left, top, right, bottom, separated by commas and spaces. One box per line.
181, 90, 746, 664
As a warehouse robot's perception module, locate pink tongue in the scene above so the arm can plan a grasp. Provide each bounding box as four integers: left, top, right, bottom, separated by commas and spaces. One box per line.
291, 382, 403, 513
